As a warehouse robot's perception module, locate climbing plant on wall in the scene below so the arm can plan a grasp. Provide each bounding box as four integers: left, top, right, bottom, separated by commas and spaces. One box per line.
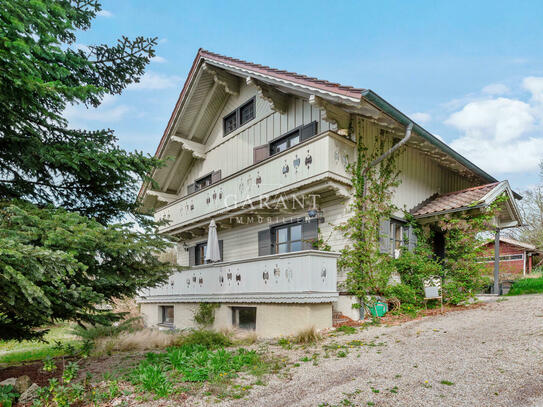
337, 117, 403, 299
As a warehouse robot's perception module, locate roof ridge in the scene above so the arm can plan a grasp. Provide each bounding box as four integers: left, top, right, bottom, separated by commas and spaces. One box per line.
199, 49, 366, 96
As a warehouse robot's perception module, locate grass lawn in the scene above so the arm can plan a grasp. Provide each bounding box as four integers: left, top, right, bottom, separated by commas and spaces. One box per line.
507, 276, 543, 296
0, 323, 80, 364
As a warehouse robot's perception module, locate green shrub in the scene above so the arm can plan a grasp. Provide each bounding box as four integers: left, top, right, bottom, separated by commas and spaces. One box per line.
0, 385, 19, 407
130, 363, 172, 397
193, 302, 220, 326
508, 277, 543, 296
393, 250, 442, 297
129, 344, 267, 396
175, 330, 232, 349
71, 317, 142, 341
385, 283, 420, 307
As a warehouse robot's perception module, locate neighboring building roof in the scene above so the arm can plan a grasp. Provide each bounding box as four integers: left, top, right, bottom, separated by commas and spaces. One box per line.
484, 237, 538, 252
411, 182, 500, 217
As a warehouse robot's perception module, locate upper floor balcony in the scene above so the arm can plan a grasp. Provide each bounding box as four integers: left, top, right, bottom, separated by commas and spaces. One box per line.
138, 250, 339, 304
155, 131, 355, 235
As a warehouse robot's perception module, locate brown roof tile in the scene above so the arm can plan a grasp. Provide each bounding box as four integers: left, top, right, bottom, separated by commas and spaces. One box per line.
411, 182, 500, 217
200, 49, 366, 99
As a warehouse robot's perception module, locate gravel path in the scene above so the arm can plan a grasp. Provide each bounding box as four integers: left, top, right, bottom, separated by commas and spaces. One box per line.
214, 295, 543, 407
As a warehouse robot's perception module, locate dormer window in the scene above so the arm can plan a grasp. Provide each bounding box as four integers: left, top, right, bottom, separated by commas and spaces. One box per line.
223, 97, 256, 136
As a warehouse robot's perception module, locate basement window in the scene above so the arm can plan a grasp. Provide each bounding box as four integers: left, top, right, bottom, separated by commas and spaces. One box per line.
223, 97, 256, 136
160, 306, 174, 325
232, 307, 256, 330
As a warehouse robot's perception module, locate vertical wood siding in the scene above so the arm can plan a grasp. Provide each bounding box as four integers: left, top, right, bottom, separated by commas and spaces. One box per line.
179, 82, 336, 195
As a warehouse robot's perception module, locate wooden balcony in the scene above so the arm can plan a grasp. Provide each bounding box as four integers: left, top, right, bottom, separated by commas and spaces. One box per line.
155, 131, 355, 234
138, 250, 339, 304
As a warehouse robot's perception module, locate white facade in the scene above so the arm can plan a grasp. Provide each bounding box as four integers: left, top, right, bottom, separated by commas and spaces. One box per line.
138, 50, 501, 337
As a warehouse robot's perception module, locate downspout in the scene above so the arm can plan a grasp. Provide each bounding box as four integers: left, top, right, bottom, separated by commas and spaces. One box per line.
361, 122, 413, 203
357, 122, 413, 318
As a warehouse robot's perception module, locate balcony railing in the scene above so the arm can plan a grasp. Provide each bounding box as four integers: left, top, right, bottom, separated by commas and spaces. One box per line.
138, 250, 339, 304
155, 131, 354, 233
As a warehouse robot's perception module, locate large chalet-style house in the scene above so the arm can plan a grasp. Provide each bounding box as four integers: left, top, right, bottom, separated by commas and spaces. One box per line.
138, 49, 522, 337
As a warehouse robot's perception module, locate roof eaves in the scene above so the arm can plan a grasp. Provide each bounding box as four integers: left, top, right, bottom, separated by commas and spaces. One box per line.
359, 90, 522, 194
413, 203, 487, 220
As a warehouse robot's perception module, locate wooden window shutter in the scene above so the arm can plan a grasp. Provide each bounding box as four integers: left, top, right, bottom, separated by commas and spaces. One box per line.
188, 245, 196, 266
408, 226, 417, 252
302, 218, 319, 250
300, 121, 318, 141
218, 240, 224, 262
211, 170, 222, 184
379, 218, 391, 254
258, 229, 272, 256
253, 144, 270, 164
187, 183, 196, 195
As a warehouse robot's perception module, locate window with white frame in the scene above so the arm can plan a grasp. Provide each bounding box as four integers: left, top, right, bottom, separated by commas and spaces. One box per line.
390, 219, 407, 258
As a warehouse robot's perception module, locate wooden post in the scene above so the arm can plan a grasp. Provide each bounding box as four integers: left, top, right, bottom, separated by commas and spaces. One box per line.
493, 229, 500, 295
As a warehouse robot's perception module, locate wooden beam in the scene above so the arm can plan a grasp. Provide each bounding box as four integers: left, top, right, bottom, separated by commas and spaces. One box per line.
161, 150, 184, 192
202, 63, 240, 96
309, 95, 351, 129
188, 81, 219, 140
246, 77, 289, 114
146, 190, 178, 204
171, 136, 206, 160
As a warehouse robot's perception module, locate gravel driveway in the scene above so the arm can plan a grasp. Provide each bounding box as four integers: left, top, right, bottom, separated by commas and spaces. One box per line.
215, 295, 543, 407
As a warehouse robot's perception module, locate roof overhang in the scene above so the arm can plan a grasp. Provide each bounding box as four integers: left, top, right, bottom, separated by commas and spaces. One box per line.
414, 181, 523, 229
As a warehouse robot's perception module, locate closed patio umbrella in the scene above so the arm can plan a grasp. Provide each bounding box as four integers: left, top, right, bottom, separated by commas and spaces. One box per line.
205, 219, 221, 263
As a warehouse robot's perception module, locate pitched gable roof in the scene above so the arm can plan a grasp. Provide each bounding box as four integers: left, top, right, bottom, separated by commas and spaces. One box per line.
411, 182, 499, 217
199, 49, 366, 100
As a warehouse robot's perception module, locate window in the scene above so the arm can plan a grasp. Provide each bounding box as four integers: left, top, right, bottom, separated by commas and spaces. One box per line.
194, 173, 212, 191
270, 129, 300, 155
195, 242, 207, 265
389, 220, 406, 258
269, 121, 318, 156
223, 98, 255, 136
477, 254, 524, 262
160, 306, 174, 325
272, 222, 302, 254
232, 307, 256, 330
240, 99, 255, 126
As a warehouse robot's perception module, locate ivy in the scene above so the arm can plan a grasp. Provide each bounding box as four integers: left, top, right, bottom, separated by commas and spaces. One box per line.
337, 118, 402, 299
193, 303, 220, 326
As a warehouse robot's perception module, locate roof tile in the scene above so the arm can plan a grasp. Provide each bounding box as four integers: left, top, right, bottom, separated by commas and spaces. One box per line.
411, 182, 499, 217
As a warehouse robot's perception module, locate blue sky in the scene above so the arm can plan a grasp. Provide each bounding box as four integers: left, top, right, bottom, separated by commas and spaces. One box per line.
68, 0, 543, 191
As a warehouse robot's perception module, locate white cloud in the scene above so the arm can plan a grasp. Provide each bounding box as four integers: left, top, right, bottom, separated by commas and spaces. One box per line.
445, 78, 543, 174
445, 97, 534, 143
410, 112, 431, 124
523, 77, 543, 103
482, 83, 509, 95
64, 99, 130, 124
97, 9, 113, 17
450, 136, 543, 173
151, 56, 167, 64
128, 72, 181, 91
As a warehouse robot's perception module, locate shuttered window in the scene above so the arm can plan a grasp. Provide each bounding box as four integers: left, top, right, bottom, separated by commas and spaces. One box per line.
187, 170, 222, 195
380, 218, 417, 257
269, 121, 318, 157
223, 97, 256, 136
